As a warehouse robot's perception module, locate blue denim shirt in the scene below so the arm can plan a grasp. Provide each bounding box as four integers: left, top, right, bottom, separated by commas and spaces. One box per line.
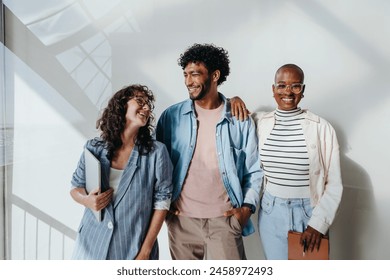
156, 94, 263, 235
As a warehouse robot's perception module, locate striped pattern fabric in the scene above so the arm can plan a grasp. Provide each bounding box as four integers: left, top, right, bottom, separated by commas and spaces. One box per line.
71, 139, 172, 259
260, 108, 310, 198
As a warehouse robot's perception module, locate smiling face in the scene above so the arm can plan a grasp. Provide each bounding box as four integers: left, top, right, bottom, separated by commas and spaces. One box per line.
272, 66, 305, 111
125, 92, 151, 128
183, 62, 212, 101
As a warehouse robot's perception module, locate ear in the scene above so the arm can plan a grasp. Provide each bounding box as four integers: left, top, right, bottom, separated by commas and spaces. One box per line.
212, 70, 220, 82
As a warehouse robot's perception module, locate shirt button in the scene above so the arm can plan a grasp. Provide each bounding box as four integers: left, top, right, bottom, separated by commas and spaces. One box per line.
314, 170, 320, 175
107, 221, 113, 229
311, 144, 316, 149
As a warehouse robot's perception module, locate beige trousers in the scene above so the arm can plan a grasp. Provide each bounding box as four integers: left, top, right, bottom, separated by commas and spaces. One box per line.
166, 214, 246, 260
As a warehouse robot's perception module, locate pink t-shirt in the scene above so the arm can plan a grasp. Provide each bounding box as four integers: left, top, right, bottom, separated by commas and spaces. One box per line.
175, 102, 232, 218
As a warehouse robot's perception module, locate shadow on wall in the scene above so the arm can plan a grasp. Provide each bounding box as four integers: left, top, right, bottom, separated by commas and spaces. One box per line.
243, 210, 265, 260
330, 124, 377, 260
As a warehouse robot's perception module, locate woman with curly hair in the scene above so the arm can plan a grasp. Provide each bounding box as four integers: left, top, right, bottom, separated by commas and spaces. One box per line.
70, 84, 173, 260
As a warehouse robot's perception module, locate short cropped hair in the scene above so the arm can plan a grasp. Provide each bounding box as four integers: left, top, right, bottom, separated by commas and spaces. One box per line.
275, 64, 305, 82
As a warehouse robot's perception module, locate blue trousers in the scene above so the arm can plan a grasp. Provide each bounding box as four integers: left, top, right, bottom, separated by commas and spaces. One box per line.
258, 190, 313, 260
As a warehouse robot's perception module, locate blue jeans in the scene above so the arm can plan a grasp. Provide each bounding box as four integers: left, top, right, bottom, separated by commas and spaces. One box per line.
258, 190, 313, 260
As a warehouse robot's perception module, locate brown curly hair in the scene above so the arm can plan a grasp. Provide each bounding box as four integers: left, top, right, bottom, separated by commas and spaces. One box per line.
96, 84, 155, 159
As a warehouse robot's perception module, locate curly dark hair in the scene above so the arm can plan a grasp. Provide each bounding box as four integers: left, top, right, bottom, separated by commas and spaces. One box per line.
178, 43, 230, 85
96, 84, 155, 159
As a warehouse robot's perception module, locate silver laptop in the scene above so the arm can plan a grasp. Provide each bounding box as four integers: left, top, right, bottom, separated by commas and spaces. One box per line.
84, 147, 102, 222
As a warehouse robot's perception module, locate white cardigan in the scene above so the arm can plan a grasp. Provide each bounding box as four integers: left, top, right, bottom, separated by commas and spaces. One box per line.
252, 110, 343, 234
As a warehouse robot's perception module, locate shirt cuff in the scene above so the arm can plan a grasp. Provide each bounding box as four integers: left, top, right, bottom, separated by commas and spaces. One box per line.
242, 203, 256, 214
153, 199, 171, 210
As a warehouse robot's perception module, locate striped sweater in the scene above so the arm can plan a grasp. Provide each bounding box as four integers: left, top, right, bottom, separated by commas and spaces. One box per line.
260, 108, 310, 198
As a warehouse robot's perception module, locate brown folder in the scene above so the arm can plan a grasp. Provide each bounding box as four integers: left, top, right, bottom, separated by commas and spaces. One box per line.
288, 231, 329, 260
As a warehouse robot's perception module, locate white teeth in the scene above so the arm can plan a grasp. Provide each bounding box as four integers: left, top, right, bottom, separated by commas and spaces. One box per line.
188, 87, 198, 93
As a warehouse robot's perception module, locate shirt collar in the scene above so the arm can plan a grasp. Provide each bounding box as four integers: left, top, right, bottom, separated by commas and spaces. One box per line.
182, 93, 232, 123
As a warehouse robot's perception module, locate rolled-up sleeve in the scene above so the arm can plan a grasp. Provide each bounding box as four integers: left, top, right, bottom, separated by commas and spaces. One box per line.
71, 144, 88, 189
153, 143, 173, 210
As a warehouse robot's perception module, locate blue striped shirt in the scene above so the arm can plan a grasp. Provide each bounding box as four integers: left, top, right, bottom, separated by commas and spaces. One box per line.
71, 138, 173, 259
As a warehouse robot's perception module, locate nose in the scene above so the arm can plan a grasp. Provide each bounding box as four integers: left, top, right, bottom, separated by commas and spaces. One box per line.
285, 85, 293, 93
185, 75, 193, 86
283, 85, 295, 96
142, 102, 151, 111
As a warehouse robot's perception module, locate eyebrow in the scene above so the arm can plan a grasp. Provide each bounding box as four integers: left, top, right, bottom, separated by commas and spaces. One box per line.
183, 69, 201, 74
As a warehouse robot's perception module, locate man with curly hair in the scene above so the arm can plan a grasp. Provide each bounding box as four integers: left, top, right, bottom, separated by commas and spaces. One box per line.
156, 43, 263, 260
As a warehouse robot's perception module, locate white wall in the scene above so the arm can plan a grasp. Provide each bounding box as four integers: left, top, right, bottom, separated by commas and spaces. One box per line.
4, 0, 390, 259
